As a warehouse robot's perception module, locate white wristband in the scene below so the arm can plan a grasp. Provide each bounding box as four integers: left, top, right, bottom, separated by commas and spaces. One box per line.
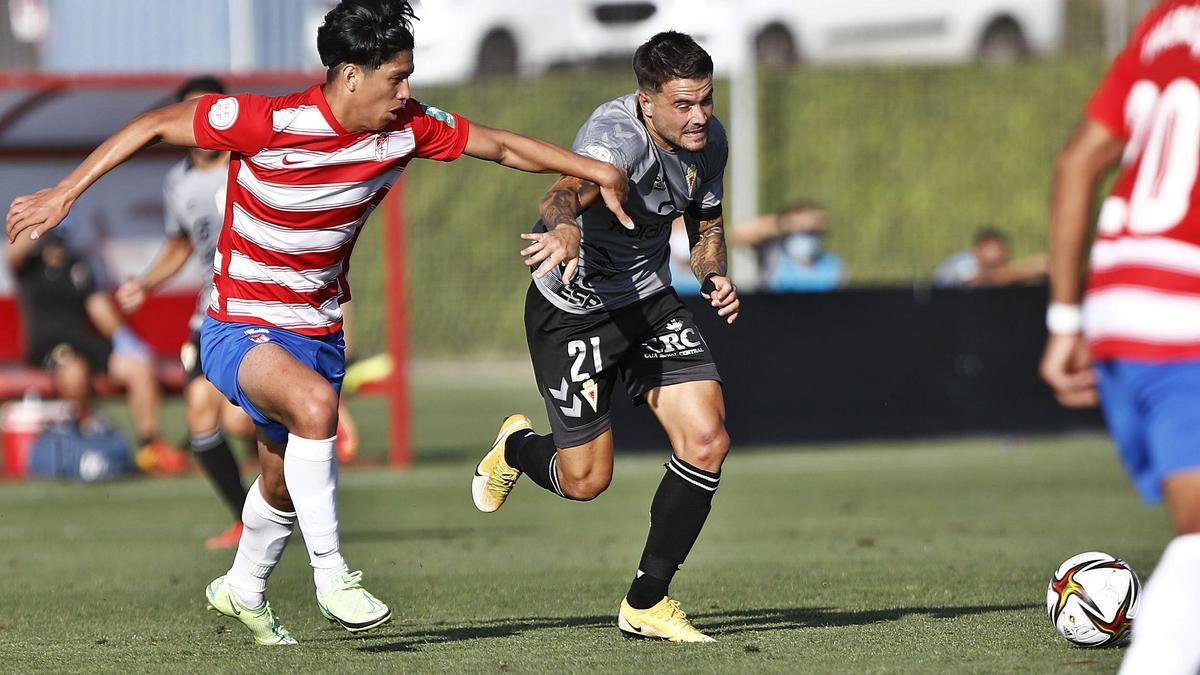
1046, 302, 1083, 334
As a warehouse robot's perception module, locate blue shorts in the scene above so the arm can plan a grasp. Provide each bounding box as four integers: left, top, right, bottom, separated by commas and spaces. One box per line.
1096, 359, 1200, 503
199, 315, 345, 444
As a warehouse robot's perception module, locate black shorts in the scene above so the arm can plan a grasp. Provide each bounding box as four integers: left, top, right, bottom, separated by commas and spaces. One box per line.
26, 332, 111, 373
525, 284, 721, 447
181, 329, 204, 384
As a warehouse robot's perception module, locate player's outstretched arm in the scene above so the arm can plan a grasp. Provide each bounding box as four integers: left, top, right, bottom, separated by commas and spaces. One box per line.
1040, 118, 1123, 408
685, 212, 739, 324
115, 235, 194, 314
519, 175, 605, 286
6, 99, 202, 243
462, 122, 633, 229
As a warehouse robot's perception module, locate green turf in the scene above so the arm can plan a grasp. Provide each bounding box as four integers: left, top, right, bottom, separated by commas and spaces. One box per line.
0, 434, 1170, 672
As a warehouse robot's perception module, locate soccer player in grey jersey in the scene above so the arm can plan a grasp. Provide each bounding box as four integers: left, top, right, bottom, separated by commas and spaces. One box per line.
116, 76, 255, 550
473, 32, 739, 642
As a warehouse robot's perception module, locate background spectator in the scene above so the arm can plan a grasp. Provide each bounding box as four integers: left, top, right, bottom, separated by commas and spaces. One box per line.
731, 201, 845, 292
933, 226, 1047, 287
6, 220, 188, 474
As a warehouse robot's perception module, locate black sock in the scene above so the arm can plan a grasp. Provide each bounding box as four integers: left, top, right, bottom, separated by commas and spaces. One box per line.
627, 455, 721, 609
191, 430, 247, 519
505, 430, 568, 497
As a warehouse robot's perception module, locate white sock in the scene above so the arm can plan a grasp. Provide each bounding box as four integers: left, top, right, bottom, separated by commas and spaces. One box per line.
225, 476, 294, 609
283, 433, 350, 595
1119, 533, 1200, 675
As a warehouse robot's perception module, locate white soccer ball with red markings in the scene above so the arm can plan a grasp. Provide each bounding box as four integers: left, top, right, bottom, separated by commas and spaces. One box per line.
1046, 551, 1141, 647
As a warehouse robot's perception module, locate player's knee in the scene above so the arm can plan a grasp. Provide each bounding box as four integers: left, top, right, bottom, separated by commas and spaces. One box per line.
681, 424, 729, 471
287, 384, 339, 437
558, 466, 612, 501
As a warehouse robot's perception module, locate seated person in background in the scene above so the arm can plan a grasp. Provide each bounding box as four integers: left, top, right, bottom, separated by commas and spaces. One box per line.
731, 200, 845, 292
933, 226, 1047, 288
667, 217, 702, 296
7, 224, 188, 474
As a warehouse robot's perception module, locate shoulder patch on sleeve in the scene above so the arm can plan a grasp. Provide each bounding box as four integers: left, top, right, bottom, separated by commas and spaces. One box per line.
420, 103, 456, 128
581, 144, 614, 163
208, 97, 239, 131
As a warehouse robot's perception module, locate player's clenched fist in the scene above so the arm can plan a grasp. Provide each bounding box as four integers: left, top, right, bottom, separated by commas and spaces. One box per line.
521, 224, 582, 286
702, 274, 739, 324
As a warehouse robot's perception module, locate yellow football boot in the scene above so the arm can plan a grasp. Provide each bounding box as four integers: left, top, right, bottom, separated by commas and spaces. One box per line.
618, 596, 715, 643
471, 414, 532, 513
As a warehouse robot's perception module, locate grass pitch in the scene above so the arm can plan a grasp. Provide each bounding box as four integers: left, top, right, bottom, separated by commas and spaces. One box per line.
0, 425, 1168, 673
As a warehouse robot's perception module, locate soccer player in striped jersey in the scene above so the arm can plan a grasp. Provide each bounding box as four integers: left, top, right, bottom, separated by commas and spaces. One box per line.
6, 0, 630, 646
1042, 2, 1200, 671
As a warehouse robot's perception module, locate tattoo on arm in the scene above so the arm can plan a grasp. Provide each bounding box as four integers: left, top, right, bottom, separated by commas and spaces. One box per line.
686, 214, 727, 281
539, 176, 599, 230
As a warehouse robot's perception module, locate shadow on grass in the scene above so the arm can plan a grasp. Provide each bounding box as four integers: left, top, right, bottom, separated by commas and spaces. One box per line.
355, 602, 1037, 652
340, 526, 502, 544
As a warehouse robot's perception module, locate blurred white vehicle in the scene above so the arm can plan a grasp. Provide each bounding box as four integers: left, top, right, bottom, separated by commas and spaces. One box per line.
582, 0, 1065, 70
307, 0, 1063, 86
307, 0, 595, 85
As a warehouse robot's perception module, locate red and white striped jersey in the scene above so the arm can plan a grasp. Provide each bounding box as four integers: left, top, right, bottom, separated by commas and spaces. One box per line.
1084, 0, 1200, 360
192, 84, 470, 335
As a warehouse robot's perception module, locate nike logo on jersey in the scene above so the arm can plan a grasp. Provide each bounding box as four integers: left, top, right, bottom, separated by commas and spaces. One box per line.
280, 155, 308, 166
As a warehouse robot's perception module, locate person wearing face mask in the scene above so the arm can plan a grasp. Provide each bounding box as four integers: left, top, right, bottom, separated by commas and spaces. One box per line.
729, 201, 845, 292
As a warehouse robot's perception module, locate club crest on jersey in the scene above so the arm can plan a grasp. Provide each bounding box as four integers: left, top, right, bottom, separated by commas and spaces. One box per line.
208, 97, 239, 131
375, 134, 388, 161
582, 378, 599, 412
243, 328, 271, 344
686, 165, 698, 196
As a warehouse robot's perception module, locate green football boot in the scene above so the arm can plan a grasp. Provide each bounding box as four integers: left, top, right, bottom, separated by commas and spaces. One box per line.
316, 570, 393, 633
205, 576, 297, 645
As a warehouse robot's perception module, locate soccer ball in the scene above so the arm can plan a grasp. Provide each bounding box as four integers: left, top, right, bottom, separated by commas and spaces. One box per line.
1046, 551, 1141, 647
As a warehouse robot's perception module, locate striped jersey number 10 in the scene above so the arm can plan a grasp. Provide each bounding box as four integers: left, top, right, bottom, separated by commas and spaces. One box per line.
1103, 77, 1200, 235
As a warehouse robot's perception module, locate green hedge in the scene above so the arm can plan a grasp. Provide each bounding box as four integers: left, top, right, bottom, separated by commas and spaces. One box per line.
347, 58, 1111, 357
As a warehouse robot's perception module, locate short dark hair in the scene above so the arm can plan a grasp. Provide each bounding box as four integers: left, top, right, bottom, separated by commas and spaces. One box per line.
973, 226, 1009, 246
317, 0, 418, 82
633, 31, 713, 92
175, 75, 225, 102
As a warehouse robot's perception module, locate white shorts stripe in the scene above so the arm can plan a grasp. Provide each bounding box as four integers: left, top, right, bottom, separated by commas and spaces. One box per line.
223, 296, 340, 330
236, 162, 404, 213
230, 204, 361, 254
1085, 287, 1200, 343
226, 251, 343, 293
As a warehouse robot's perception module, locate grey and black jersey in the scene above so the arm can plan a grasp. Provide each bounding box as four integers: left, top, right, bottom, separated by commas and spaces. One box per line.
162, 158, 226, 330
531, 93, 727, 315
